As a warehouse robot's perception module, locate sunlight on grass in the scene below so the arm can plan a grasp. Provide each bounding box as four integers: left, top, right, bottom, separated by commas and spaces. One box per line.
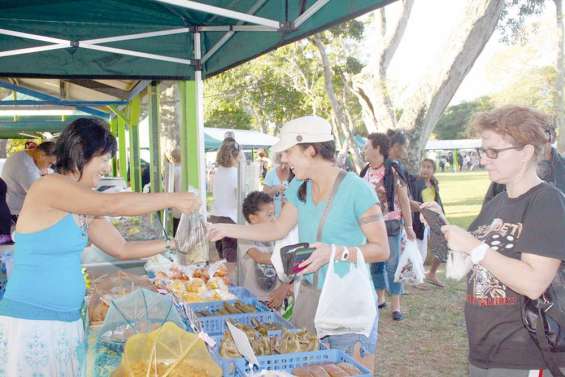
437, 171, 491, 229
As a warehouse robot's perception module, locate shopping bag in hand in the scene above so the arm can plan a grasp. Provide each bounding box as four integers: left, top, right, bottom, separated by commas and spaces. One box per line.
314, 246, 377, 338
394, 239, 425, 285
446, 250, 473, 280
175, 213, 209, 264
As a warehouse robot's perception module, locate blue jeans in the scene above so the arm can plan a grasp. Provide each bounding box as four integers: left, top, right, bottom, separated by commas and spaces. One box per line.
320, 314, 379, 357
371, 234, 403, 295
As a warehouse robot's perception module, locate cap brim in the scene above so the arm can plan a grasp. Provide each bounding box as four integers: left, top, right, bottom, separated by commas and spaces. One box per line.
270, 135, 296, 153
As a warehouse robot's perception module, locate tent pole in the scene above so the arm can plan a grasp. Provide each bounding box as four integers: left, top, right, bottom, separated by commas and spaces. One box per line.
117, 116, 128, 183
181, 32, 207, 210
110, 118, 118, 177
128, 95, 142, 192
148, 81, 162, 193
179, 81, 190, 192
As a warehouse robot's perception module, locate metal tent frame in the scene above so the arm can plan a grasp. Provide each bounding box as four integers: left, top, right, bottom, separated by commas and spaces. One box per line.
0, 0, 393, 205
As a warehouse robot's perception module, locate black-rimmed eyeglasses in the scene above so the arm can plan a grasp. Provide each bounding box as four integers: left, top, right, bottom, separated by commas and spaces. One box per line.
478, 146, 524, 159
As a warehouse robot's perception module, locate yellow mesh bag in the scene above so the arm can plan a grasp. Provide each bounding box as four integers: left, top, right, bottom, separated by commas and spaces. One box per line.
112, 322, 222, 377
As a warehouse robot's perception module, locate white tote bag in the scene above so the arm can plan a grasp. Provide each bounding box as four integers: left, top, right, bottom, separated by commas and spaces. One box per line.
314, 246, 377, 338
394, 239, 426, 285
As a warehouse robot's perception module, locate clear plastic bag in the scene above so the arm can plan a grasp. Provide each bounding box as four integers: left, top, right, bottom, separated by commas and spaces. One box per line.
445, 250, 473, 280
394, 239, 426, 285
98, 288, 185, 350
112, 322, 222, 377
175, 213, 209, 264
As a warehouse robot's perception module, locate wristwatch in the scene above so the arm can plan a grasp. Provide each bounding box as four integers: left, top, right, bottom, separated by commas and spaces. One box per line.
470, 242, 489, 264
340, 246, 350, 262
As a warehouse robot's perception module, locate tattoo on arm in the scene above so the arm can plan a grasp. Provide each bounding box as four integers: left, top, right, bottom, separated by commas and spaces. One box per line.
359, 213, 384, 224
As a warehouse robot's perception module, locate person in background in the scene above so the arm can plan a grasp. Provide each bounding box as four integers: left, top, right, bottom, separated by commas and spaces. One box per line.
408, 158, 445, 287
257, 150, 270, 180
263, 153, 291, 218
238, 191, 292, 307
0, 118, 200, 376
0, 178, 13, 244
386, 130, 409, 174
2, 141, 56, 221
209, 137, 241, 263
425, 106, 565, 376
361, 133, 415, 321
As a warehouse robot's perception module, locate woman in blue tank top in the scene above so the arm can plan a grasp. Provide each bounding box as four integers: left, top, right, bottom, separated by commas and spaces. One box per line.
0, 118, 200, 376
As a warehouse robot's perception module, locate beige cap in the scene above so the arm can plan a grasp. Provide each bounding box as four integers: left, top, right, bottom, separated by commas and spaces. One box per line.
271, 115, 333, 153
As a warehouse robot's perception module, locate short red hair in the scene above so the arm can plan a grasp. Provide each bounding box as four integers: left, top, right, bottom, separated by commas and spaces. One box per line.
472, 105, 553, 158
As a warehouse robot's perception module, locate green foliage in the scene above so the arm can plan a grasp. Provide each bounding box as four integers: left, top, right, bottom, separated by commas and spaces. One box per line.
7, 138, 40, 156
203, 19, 367, 143
204, 101, 251, 129
498, 0, 547, 44
434, 97, 494, 139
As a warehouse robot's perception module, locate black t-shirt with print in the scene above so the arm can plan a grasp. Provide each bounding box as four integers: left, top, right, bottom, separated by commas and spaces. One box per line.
466, 182, 565, 369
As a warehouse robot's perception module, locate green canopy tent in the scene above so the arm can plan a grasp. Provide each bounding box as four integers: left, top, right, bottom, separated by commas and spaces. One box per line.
0, 0, 394, 201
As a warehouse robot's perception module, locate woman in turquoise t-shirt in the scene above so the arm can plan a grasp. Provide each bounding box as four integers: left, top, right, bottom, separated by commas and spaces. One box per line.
209, 115, 390, 360
0, 118, 200, 376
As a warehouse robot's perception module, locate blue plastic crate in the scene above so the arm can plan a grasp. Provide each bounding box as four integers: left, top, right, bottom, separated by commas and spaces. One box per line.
234, 349, 372, 377
229, 286, 254, 299
189, 297, 270, 316
210, 329, 322, 377
199, 311, 293, 336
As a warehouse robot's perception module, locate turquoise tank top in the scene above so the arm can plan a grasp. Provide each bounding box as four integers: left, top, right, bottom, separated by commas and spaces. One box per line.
0, 214, 88, 321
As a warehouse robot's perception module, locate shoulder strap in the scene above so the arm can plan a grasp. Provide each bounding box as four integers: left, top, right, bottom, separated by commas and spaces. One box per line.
316, 170, 347, 242
311, 170, 347, 287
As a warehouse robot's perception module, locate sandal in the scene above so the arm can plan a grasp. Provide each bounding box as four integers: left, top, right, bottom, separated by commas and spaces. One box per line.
425, 276, 445, 288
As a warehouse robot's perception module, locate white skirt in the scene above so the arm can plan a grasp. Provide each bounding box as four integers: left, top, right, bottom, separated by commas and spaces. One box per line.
0, 315, 86, 377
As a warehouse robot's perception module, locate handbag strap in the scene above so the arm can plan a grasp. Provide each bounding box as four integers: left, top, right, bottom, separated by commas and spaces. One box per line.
312, 169, 347, 286
535, 305, 565, 377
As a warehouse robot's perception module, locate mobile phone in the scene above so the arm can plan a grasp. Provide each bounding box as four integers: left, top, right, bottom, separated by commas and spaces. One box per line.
421, 207, 447, 234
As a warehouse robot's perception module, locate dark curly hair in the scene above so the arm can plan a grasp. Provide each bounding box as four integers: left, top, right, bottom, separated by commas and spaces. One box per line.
242, 191, 274, 223
54, 118, 117, 178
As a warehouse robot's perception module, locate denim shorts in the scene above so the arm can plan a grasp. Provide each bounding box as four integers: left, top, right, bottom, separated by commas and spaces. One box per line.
319, 316, 378, 357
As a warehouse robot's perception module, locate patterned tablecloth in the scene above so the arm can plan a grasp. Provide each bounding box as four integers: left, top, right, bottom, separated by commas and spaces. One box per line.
86, 327, 122, 377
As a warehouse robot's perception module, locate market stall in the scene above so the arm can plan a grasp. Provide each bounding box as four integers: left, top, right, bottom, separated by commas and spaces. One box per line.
0, 1, 394, 375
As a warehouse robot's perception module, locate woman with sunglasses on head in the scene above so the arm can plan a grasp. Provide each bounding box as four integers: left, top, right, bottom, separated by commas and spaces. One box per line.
424, 106, 565, 376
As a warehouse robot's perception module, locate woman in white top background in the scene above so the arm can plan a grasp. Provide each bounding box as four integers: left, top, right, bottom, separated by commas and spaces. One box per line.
209, 137, 241, 263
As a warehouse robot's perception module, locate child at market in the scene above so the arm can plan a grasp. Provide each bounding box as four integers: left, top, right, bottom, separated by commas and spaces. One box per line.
238, 191, 292, 309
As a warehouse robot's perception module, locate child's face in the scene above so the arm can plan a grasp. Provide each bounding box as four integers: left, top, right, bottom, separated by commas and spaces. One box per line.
249, 202, 275, 224
420, 161, 435, 179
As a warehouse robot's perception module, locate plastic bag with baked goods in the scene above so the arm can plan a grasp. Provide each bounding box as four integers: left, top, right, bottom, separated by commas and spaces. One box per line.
98, 288, 185, 351
88, 271, 155, 325
175, 213, 209, 264
111, 322, 222, 377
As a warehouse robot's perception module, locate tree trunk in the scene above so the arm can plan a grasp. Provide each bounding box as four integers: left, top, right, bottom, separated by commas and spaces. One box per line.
353, 0, 415, 132
312, 35, 363, 172
396, 0, 504, 172
554, 0, 565, 152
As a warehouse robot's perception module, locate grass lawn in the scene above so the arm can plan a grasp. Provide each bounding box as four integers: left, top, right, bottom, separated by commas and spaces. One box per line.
374, 171, 491, 377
